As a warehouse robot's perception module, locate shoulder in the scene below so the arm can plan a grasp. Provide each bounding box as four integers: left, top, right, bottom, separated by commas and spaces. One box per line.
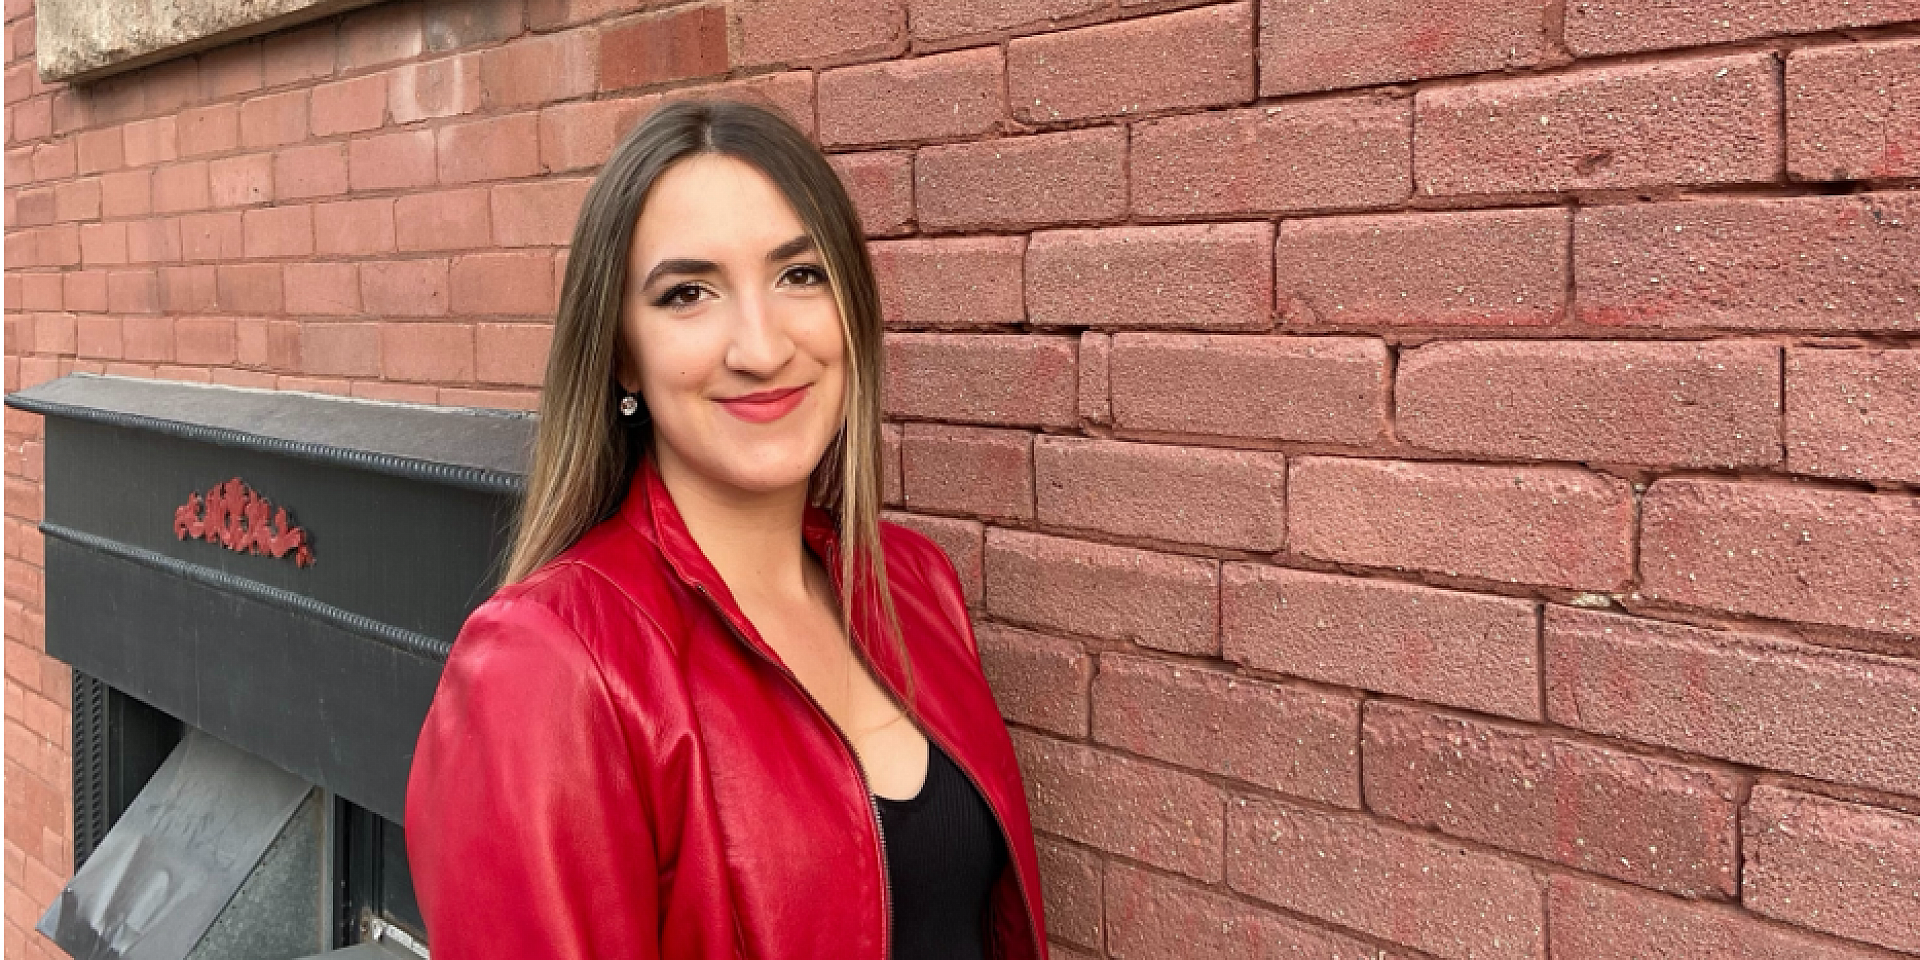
877, 518, 966, 602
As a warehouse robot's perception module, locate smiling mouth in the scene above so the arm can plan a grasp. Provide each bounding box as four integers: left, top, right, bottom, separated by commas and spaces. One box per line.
715, 385, 810, 424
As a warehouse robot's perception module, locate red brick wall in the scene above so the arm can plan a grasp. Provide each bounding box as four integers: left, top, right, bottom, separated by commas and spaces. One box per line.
7, 1, 1920, 958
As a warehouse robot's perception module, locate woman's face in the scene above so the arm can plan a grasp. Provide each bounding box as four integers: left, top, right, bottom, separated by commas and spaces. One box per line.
619, 153, 847, 498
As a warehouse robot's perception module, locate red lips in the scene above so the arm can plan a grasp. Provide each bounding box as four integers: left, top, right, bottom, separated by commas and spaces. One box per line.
715, 384, 810, 424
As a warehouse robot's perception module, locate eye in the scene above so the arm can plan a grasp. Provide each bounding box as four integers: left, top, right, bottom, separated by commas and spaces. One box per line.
780, 264, 829, 288
652, 283, 711, 310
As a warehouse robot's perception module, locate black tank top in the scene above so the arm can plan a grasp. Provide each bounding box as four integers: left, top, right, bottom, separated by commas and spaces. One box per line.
873, 739, 1009, 960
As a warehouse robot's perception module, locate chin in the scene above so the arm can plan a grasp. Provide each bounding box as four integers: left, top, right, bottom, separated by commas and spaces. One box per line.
671, 431, 832, 495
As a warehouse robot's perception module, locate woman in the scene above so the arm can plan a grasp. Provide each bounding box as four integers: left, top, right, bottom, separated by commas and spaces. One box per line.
402, 99, 1049, 960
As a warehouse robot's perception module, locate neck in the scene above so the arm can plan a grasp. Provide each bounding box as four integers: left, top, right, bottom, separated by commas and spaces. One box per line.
651, 443, 817, 603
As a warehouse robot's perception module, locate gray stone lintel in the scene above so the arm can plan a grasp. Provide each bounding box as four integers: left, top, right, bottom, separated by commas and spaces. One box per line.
37, 0, 386, 83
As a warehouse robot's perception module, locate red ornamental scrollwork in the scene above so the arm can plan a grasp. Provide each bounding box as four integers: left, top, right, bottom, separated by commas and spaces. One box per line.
174, 478, 315, 568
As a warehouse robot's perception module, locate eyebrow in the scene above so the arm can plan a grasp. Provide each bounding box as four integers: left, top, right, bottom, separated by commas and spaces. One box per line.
639, 234, 816, 289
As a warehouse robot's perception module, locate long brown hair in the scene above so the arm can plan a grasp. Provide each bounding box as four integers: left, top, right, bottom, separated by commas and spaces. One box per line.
501, 99, 905, 684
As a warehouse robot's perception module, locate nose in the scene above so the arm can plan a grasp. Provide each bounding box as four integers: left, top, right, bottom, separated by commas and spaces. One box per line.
723, 287, 796, 379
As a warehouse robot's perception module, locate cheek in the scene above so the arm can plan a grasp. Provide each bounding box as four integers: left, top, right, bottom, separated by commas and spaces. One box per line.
631, 316, 722, 401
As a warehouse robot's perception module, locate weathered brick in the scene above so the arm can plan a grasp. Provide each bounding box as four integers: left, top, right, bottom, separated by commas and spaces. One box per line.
389, 55, 483, 125
538, 96, 656, 172
177, 103, 239, 157
1261, 0, 1553, 95
479, 30, 598, 109
491, 179, 591, 247
76, 128, 124, 174
1546, 607, 1920, 796
1787, 348, 1920, 484
450, 251, 555, 316
360, 259, 450, 317
436, 113, 541, 184
1131, 97, 1410, 218
908, 0, 1103, 44
1008, 3, 1253, 123
1788, 40, 1920, 181
348, 130, 437, 193
1035, 438, 1285, 551
238, 89, 310, 149
1111, 334, 1387, 445
1289, 457, 1635, 591
882, 422, 903, 505
1223, 565, 1541, 719
1107, 863, 1395, 960
208, 153, 274, 208
1036, 838, 1103, 953
1014, 730, 1224, 882
870, 237, 1024, 329
123, 117, 179, 168
1416, 54, 1780, 196
1398, 340, 1782, 467
241, 205, 314, 259
901, 423, 1033, 520
1365, 701, 1739, 897
1576, 193, 1920, 332
80, 223, 129, 267
273, 143, 350, 200
977, 623, 1090, 736
1565, 0, 1920, 57
423, 0, 520, 51
340, 2, 423, 71
179, 212, 242, 262
1273, 207, 1568, 327
1229, 798, 1546, 960
1548, 874, 1886, 960
310, 73, 388, 137
216, 263, 284, 314
879, 511, 983, 605
1096, 654, 1359, 806
100, 170, 152, 218
827, 150, 914, 237
598, 4, 729, 92
299, 322, 381, 377
883, 333, 1076, 428
284, 263, 361, 316
1743, 787, 1920, 953
396, 188, 492, 252
151, 161, 210, 213
473, 323, 552, 386
106, 270, 160, 314
313, 198, 397, 255
383, 322, 475, 382
915, 128, 1126, 231
1027, 223, 1271, 331
263, 20, 338, 86
733, 0, 904, 67
1640, 479, 1918, 637
985, 528, 1218, 654
819, 46, 1003, 147
1077, 332, 1109, 425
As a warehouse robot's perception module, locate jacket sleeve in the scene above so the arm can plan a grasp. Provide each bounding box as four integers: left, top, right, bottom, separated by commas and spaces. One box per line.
404, 587, 661, 959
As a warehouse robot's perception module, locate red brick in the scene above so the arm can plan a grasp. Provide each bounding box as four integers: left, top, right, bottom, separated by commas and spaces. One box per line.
105, 270, 159, 314
76, 128, 124, 174
284, 263, 362, 316
1365, 701, 1739, 896
53, 179, 101, 222
883, 333, 1075, 428
179, 211, 242, 261
200, 41, 264, 99
537, 96, 654, 172
1743, 787, 1920, 953
33, 140, 79, 182
176, 103, 239, 157
1098, 654, 1359, 806
1273, 207, 1568, 327
352, 381, 440, 403
599, 4, 729, 92
1107, 863, 1394, 960
383, 322, 475, 381
66, 271, 111, 313
450, 251, 555, 315
1583, 193, 1920, 332
80, 223, 129, 267
173, 318, 235, 365
1010, 4, 1252, 124
424, 0, 521, 51
121, 316, 176, 361
100, 170, 153, 218
158, 266, 218, 313
1223, 564, 1541, 719
985, 528, 1218, 654
733, 0, 904, 67
389, 55, 483, 125
1261, 0, 1553, 95
1565, 0, 1920, 57
32, 315, 74, 355
1036, 838, 1103, 952
299, 322, 382, 377
437, 113, 542, 184
216, 263, 284, 314
525, 0, 638, 28
880, 511, 983, 605
1789, 40, 1920, 181
1641, 479, 1918, 637
76, 318, 121, 360
15, 189, 55, 228
1077, 332, 1109, 425
122, 117, 178, 167
1035, 438, 1284, 551
273, 143, 350, 200
900, 423, 1033, 520
1014, 729, 1224, 881
908, 0, 1102, 44
819, 46, 1003, 148
348, 130, 438, 193
360, 260, 451, 317
1289, 457, 1635, 591
263, 21, 339, 86
1131, 97, 1410, 218
151, 161, 210, 213
480, 30, 598, 109
870, 237, 1023, 330
1416, 55, 1781, 197
676, 71, 817, 135
238, 90, 310, 149
1548, 875, 1885, 960
1111, 333, 1387, 444
20, 274, 63, 310
490, 178, 590, 247
242, 205, 313, 258
827, 150, 913, 237
473, 322, 552, 385
1788, 348, 1920, 484
311, 73, 388, 138
1230, 798, 1546, 960
1398, 339, 1782, 468
340, 2, 424, 70
882, 423, 903, 505
208, 153, 273, 208
976, 623, 1090, 736
314, 198, 397, 255
1027, 223, 1271, 331
915, 128, 1126, 231
1548, 607, 1920, 796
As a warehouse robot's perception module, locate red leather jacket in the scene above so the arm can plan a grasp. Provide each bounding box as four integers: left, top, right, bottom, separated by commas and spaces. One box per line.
404, 454, 1048, 959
